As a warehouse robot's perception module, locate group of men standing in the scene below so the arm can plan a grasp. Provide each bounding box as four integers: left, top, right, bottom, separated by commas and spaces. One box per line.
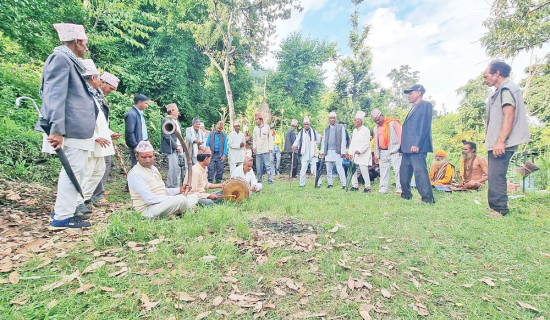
37, 21, 529, 227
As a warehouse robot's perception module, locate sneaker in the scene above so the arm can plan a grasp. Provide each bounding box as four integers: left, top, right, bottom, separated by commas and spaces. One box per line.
363, 188, 371, 193
75, 203, 92, 214
350, 187, 358, 191
51, 217, 91, 229
51, 212, 90, 220
327, 185, 333, 189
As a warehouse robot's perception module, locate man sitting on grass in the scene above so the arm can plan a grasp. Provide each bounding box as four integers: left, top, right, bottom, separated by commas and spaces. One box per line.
183, 147, 225, 205
128, 141, 198, 218
231, 156, 262, 193
429, 149, 455, 186
458, 140, 488, 190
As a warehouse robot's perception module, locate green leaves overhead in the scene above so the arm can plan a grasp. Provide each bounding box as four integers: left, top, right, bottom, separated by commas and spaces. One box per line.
481, 0, 550, 58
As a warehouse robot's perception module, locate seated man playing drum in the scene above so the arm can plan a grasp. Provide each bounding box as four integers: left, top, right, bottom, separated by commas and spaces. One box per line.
183, 147, 225, 205
127, 141, 198, 218
231, 156, 263, 192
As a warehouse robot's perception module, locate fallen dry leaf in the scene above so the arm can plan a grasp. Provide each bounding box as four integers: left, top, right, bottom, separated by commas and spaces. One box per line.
377, 269, 392, 279
195, 311, 211, 320
0, 257, 14, 273
101, 257, 120, 263
10, 295, 29, 306
47, 299, 58, 309
212, 296, 224, 306
286, 279, 299, 291
274, 287, 286, 296
9, 271, 20, 285
412, 302, 429, 316
340, 287, 348, 299
76, 284, 94, 294
41, 270, 80, 291
328, 225, 339, 233
293, 311, 327, 318
462, 284, 473, 288
199, 292, 207, 301
200, 255, 217, 262
108, 266, 128, 278
359, 304, 373, 320
82, 261, 106, 274
100, 287, 115, 292
517, 301, 540, 312
142, 301, 159, 312
148, 239, 162, 245
347, 275, 355, 290
479, 277, 496, 287
176, 291, 196, 302
127, 241, 138, 248
381, 288, 392, 299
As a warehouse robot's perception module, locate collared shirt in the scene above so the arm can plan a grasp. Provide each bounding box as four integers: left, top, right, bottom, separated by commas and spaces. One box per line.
136, 107, 148, 141
206, 132, 228, 156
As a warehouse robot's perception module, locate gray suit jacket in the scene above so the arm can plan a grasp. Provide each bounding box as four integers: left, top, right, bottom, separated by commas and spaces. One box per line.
36, 52, 97, 138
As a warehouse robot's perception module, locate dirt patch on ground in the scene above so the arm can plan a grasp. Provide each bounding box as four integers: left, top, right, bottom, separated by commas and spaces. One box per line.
0, 179, 123, 274
249, 217, 319, 235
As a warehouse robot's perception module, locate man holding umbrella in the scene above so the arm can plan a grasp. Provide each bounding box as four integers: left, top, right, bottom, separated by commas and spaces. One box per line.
37, 23, 97, 228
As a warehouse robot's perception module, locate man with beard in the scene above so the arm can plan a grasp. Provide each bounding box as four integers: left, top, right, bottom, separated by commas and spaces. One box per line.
458, 141, 488, 189
429, 150, 455, 186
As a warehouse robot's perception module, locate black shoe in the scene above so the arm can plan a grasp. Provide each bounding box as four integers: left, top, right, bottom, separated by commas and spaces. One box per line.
299, 185, 305, 188
327, 185, 333, 189
75, 204, 92, 214
342, 186, 346, 190
350, 187, 358, 191
123, 186, 129, 193
363, 188, 371, 193
89, 198, 106, 207
74, 213, 90, 220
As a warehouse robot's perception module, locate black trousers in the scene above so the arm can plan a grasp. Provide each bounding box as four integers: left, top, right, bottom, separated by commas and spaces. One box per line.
488, 150, 514, 215
399, 152, 434, 203
208, 153, 225, 183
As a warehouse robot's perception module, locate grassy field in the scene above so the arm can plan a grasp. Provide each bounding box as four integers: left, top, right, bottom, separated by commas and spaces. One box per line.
1, 175, 549, 319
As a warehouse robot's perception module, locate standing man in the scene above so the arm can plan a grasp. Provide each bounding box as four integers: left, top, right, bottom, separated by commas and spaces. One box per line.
483, 60, 530, 217
91, 71, 121, 205
371, 108, 402, 194
185, 118, 203, 164
458, 140, 489, 190
227, 121, 245, 175
206, 121, 227, 183
292, 117, 321, 187
399, 85, 434, 204
125, 93, 150, 170
252, 113, 273, 184
38, 23, 96, 228
284, 119, 299, 178
160, 103, 183, 188
75, 59, 115, 214
271, 127, 282, 175
319, 112, 347, 189
347, 111, 372, 193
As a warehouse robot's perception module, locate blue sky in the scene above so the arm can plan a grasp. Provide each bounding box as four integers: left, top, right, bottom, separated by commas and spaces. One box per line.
262, 0, 549, 113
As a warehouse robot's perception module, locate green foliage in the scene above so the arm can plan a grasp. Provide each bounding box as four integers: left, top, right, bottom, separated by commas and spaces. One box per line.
386, 65, 420, 110
481, 0, 550, 58
523, 54, 550, 123
456, 74, 490, 133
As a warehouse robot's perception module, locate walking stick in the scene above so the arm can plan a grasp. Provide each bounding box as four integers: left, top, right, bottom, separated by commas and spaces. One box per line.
289, 151, 295, 186
112, 141, 128, 176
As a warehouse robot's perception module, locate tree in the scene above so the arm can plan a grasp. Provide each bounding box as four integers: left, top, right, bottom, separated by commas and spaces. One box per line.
183, 0, 301, 126
523, 53, 550, 123
456, 74, 490, 133
335, 7, 376, 119
481, 0, 550, 58
268, 32, 336, 123
386, 65, 420, 110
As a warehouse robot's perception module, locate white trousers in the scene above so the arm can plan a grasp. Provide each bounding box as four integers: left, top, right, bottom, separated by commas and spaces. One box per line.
142, 194, 197, 219
77, 155, 106, 205
379, 150, 402, 193
53, 146, 88, 220
166, 152, 182, 188
228, 154, 243, 176
325, 158, 347, 187
299, 157, 318, 186
351, 164, 372, 189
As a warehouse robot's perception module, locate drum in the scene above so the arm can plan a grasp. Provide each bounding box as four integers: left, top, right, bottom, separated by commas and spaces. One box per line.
222, 177, 250, 203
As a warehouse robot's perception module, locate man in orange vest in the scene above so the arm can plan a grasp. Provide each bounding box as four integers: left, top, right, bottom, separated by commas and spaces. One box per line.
371, 108, 402, 194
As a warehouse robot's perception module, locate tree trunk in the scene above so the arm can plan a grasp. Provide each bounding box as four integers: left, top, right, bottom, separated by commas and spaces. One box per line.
222, 70, 236, 127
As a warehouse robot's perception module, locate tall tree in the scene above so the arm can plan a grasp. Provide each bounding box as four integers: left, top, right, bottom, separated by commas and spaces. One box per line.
183, 0, 301, 126
268, 32, 336, 123
386, 65, 420, 110
522, 53, 550, 123
335, 7, 375, 118
481, 0, 550, 58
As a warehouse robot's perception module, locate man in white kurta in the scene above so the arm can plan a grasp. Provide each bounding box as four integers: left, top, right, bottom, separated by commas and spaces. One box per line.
292, 116, 321, 187
319, 112, 347, 189
227, 121, 245, 175
231, 156, 262, 193
128, 141, 198, 218
75, 59, 115, 213
348, 111, 372, 193
185, 118, 204, 164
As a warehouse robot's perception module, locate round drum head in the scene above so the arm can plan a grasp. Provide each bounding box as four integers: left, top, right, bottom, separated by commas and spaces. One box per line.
222, 177, 250, 203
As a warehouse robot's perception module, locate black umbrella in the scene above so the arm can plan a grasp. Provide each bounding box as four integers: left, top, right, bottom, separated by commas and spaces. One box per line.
345, 155, 358, 192
16, 96, 84, 198
314, 157, 325, 188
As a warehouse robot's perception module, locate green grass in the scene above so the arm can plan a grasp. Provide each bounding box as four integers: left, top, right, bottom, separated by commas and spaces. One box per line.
1, 175, 549, 319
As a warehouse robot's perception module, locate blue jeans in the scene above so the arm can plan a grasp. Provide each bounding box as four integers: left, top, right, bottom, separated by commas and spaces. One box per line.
400, 153, 434, 203
256, 152, 273, 184
488, 151, 514, 215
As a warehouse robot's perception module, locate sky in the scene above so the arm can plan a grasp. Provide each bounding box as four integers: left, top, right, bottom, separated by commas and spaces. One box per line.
261, 0, 549, 113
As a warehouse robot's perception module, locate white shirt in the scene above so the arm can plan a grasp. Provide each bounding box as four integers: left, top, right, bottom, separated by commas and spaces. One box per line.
231, 165, 262, 192
227, 130, 245, 162
348, 125, 372, 166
